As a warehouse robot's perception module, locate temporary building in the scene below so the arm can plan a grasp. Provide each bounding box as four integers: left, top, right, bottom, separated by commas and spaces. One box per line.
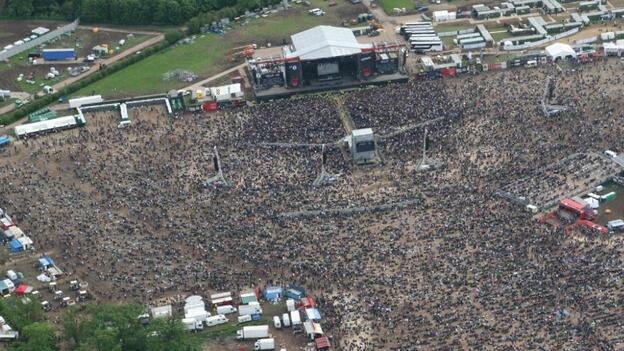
545, 43, 577, 60
15, 284, 31, 296
31, 27, 49, 36
315, 336, 331, 350
8, 239, 22, 253
433, 10, 456, 21
209, 83, 244, 102
185, 307, 210, 322
263, 286, 283, 302
300, 296, 316, 309
305, 308, 322, 321
582, 197, 599, 209
303, 321, 324, 339
240, 291, 258, 304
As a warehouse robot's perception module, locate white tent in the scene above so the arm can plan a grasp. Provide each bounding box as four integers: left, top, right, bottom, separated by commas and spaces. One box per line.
286, 26, 371, 60
545, 43, 577, 61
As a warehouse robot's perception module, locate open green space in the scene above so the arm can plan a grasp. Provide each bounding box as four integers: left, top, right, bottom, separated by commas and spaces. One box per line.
491, 31, 513, 41
379, 0, 416, 13
74, 0, 361, 99
435, 23, 475, 33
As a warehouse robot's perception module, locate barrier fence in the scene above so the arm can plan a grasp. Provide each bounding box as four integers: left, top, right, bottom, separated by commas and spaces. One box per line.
0, 19, 79, 61
503, 27, 579, 51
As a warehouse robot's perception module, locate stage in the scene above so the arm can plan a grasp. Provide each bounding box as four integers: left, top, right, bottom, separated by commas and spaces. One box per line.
253, 72, 409, 101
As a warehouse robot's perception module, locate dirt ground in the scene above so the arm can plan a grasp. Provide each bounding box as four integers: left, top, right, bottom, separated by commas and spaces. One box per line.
0, 20, 67, 49
43, 29, 143, 57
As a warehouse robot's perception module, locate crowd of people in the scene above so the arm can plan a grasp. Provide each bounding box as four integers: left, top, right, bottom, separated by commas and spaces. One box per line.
1, 59, 624, 350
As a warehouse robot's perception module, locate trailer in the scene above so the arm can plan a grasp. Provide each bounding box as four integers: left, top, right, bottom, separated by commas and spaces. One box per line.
69, 95, 104, 109
42, 48, 75, 61
239, 302, 262, 316
15, 114, 86, 139
236, 325, 269, 340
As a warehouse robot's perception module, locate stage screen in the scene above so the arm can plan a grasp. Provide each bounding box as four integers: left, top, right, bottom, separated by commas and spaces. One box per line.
317, 62, 339, 76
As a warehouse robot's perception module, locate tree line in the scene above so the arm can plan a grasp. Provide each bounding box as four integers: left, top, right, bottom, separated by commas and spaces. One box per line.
0, 296, 201, 351
2, 0, 282, 26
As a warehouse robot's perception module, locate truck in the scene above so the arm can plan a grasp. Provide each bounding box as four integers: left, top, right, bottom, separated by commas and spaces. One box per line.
254, 338, 275, 350
239, 302, 262, 316
182, 318, 203, 331
236, 325, 269, 340
290, 310, 302, 333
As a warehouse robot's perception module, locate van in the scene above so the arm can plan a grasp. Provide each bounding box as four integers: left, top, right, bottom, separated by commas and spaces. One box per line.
273, 315, 282, 329
238, 315, 252, 324
206, 314, 228, 327
216, 305, 237, 315
525, 60, 537, 68
604, 150, 617, 158
282, 313, 291, 327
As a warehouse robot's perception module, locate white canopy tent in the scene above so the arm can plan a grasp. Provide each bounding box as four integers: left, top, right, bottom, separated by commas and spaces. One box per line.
545, 43, 577, 61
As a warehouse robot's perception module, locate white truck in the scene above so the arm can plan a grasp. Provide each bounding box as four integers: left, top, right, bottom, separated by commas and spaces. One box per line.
236, 325, 269, 340
254, 338, 275, 350
290, 310, 302, 333
238, 302, 262, 316
182, 318, 203, 331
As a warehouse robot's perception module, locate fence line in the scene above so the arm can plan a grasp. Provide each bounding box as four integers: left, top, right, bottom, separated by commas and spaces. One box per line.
0, 19, 80, 61
503, 27, 579, 51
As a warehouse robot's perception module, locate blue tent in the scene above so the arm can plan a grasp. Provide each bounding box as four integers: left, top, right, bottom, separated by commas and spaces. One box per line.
263, 286, 283, 302
8, 239, 22, 253
38, 256, 55, 268
305, 308, 322, 321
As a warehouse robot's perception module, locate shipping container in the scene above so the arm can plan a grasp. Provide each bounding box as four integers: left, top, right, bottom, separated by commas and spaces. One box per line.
42, 48, 75, 61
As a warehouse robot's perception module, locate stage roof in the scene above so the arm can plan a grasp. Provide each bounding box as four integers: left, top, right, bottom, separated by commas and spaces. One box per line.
287, 26, 371, 60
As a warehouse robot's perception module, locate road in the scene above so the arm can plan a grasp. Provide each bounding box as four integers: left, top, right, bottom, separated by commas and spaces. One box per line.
78, 25, 160, 36
0, 33, 164, 124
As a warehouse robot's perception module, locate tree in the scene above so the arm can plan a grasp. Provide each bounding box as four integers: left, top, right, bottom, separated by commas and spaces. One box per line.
145, 317, 200, 351
12, 322, 57, 351
7, 0, 34, 17
0, 296, 44, 331
164, 29, 185, 44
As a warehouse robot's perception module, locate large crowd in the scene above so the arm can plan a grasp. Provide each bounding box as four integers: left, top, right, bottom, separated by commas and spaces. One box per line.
1, 59, 624, 350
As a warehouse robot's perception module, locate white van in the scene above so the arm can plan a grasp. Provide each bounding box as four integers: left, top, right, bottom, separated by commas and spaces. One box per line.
216, 305, 237, 315
206, 314, 228, 327
238, 315, 252, 324
273, 315, 282, 329
525, 60, 537, 68
282, 313, 291, 327
604, 150, 617, 158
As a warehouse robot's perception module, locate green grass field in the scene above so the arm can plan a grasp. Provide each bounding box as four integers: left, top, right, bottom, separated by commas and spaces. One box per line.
74, 0, 362, 98
379, 0, 416, 13
434, 23, 475, 33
